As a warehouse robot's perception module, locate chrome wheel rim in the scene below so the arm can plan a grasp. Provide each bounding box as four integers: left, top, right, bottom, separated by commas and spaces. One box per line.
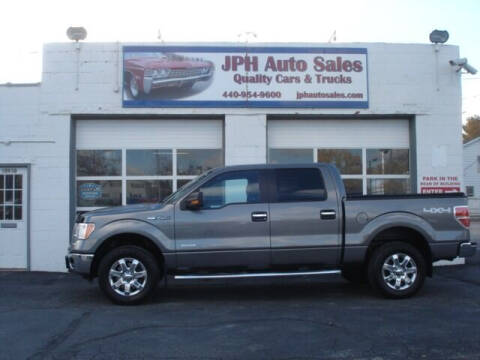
129, 77, 139, 97
109, 257, 147, 297
382, 253, 417, 291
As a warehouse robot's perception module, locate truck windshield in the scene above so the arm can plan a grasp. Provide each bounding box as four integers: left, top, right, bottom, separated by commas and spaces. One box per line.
162, 169, 214, 205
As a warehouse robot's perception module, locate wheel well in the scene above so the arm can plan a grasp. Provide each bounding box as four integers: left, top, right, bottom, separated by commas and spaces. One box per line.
366, 227, 433, 277
90, 233, 165, 278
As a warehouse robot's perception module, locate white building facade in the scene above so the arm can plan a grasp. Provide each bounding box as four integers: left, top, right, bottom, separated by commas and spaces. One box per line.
0, 42, 464, 272
463, 138, 480, 215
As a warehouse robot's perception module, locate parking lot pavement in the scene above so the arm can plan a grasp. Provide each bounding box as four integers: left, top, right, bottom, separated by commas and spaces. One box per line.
1, 266, 480, 360
467, 218, 480, 264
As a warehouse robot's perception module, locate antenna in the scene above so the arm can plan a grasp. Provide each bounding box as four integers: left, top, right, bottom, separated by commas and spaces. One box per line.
328, 30, 336, 43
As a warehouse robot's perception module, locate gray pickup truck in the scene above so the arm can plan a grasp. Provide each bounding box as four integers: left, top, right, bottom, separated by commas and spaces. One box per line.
66, 164, 476, 304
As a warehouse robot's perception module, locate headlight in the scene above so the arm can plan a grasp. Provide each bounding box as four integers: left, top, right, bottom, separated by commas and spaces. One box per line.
157, 68, 170, 78
74, 223, 95, 240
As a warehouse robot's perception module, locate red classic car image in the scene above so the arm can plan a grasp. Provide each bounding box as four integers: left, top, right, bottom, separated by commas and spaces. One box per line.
124, 52, 214, 99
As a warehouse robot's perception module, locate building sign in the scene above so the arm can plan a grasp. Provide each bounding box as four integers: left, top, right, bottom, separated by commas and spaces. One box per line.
79, 183, 103, 200
122, 46, 368, 108
420, 176, 461, 194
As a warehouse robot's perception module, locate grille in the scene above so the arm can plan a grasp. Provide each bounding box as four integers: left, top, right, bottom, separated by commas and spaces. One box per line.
169, 68, 204, 78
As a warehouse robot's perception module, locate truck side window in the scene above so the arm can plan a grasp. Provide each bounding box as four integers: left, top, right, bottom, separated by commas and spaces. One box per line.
199, 170, 261, 209
274, 168, 326, 202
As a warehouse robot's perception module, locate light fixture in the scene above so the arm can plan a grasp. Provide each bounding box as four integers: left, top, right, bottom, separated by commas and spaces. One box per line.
429, 30, 449, 44
66, 27, 87, 42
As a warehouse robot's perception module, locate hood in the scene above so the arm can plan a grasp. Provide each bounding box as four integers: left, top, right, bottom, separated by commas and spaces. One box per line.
82, 203, 165, 221
126, 57, 211, 69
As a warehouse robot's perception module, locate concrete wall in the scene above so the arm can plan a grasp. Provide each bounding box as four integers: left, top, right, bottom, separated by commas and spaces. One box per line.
0, 84, 71, 271
463, 139, 480, 215
0, 42, 464, 271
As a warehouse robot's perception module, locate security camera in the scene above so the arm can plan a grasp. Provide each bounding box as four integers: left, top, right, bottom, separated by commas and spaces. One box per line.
449, 58, 467, 66
449, 57, 478, 75
463, 63, 478, 75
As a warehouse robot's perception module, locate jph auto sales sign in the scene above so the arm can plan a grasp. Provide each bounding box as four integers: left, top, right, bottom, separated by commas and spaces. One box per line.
122, 46, 368, 108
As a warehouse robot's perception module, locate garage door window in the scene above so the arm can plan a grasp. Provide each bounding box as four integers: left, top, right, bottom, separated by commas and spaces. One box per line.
77, 148, 222, 211
126, 180, 173, 204
77, 150, 122, 176
77, 180, 122, 207
126, 150, 172, 175
366, 149, 409, 175
317, 149, 362, 174
268, 147, 410, 195
177, 149, 223, 175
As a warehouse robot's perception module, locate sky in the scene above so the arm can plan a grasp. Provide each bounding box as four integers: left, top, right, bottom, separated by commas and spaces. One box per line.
0, 0, 479, 120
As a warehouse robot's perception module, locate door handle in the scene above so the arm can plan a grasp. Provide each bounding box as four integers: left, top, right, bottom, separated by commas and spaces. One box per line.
320, 210, 336, 220
251, 211, 268, 222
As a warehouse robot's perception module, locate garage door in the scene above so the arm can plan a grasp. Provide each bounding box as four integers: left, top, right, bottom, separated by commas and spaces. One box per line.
76, 119, 223, 211
268, 119, 411, 195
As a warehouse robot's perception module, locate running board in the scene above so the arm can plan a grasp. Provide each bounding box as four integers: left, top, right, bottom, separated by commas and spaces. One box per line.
174, 269, 341, 280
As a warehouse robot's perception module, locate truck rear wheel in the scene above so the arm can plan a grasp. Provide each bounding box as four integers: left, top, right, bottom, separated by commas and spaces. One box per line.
98, 246, 160, 305
367, 241, 426, 299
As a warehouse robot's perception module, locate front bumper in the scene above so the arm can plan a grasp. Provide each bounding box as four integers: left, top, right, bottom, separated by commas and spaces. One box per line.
65, 253, 94, 275
143, 73, 212, 93
458, 242, 477, 257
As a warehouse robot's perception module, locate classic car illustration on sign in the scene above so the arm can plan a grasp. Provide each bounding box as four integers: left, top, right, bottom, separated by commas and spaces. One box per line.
123, 52, 214, 99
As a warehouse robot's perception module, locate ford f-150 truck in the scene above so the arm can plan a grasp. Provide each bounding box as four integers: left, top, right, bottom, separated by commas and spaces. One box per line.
66, 164, 476, 304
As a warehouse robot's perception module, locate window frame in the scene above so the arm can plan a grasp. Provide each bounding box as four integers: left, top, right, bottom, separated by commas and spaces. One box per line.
270, 167, 328, 203
182, 169, 269, 210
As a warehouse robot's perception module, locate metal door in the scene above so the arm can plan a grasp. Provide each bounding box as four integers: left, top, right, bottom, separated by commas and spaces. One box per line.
0, 166, 28, 269
269, 167, 342, 267
174, 170, 270, 270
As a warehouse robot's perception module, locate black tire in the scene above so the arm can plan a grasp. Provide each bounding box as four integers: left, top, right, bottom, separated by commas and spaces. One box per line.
341, 266, 367, 284
98, 246, 160, 305
367, 241, 426, 299
127, 74, 141, 99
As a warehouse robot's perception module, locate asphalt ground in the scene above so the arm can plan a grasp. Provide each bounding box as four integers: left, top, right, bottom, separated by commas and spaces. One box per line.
1, 220, 479, 360
0, 263, 479, 360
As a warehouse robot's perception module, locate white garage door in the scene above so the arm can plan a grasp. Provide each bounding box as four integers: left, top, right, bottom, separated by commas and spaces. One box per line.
268, 119, 411, 195
76, 119, 223, 211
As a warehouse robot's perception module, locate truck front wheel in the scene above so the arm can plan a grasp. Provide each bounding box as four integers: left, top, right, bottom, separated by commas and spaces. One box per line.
98, 246, 160, 305
367, 242, 426, 299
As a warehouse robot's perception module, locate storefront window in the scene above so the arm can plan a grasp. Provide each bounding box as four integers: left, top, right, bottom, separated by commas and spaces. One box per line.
77, 150, 122, 176
317, 149, 362, 175
367, 179, 410, 195
77, 180, 122, 207
76, 148, 223, 210
177, 179, 192, 189
127, 180, 172, 204
126, 149, 172, 176
366, 149, 409, 175
268, 146, 411, 196
177, 149, 223, 175
343, 179, 363, 196
269, 149, 313, 164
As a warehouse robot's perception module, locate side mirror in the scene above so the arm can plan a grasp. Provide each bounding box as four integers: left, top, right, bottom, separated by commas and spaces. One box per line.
183, 191, 203, 210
